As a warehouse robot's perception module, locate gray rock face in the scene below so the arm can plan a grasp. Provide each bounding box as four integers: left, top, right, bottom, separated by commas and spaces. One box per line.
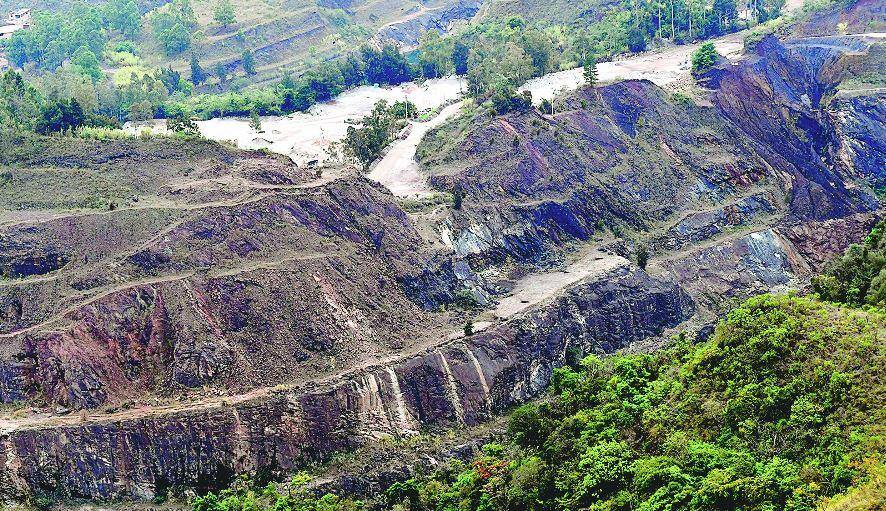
831, 92, 886, 188
660, 229, 806, 311
714, 35, 879, 221
0, 266, 692, 501
378, 1, 482, 47
652, 193, 779, 252
0, 26, 882, 506
422, 36, 882, 269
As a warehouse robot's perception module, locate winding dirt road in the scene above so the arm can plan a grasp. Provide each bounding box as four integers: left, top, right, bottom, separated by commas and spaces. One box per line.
365, 101, 465, 197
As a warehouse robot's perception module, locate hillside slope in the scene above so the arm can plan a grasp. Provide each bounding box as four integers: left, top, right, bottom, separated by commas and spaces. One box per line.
0, 2, 883, 505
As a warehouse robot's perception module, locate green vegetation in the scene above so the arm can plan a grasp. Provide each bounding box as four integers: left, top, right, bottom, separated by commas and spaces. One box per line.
192, 294, 884, 511
150, 0, 198, 56
0, 69, 40, 130
192, 473, 363, 511
243, 49, 257, 76
636, 243, 649, 269
164, 44, 414, 119
190, 54, 208, 86
381, 292, 883, 511
0, 0, 786, 126
812, 220, 886, 307
490, 82, 532, 115
213, 0, 236, 28
343, 100, 416, 170
4, 1, 140, 71
584, 56, 598, 87
249, 108, 263, 133
691, 42, 720, 75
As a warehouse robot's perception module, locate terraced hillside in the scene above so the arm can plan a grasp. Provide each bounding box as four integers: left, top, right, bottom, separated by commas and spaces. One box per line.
0, 2, 883, 505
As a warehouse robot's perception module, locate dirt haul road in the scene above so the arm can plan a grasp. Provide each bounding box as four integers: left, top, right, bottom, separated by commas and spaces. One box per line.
365, 101, 465, 197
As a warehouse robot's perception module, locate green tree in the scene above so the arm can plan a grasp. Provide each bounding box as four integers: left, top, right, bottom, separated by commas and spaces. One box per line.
242, 49, 257, 75
627, 23, 648, 52
417, 30, 453, 78
214, 63, 229, 85
521, 29, 553, 76
190, 54, 207, 85
691, 42, 719, 75
128, 100, 154, 122
343, 100, 408, 170
0, 70, 41, 130
539, 97, 553, 115
812, 220, 886, 306
71, 46, 103, 82
104, 0, 141, 38
452, 40, 470, 75
158, 22, 192, 54
361, 44, 413, 85
584, 55, 598, 87
36, 98, 85, 134
636, 243, 649, 269
167, 111, 199, 136
711, 0, 738, 34
151, 0, 196, 55
213, 0, 236, 27
249, 108, 263, 132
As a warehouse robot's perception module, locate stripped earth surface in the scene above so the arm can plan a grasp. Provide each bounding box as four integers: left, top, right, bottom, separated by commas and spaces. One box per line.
1, 0, 885, 502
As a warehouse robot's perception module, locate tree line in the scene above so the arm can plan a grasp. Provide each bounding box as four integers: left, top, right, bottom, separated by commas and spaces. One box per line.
1, 0, 786, 129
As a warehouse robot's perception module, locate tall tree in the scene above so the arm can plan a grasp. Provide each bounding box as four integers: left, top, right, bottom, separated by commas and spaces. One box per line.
712, 0, 738, 34
104, 0, 142, 38
214, 62, 228, 84
521, 29, 553, 76
452, 41, 469, 75
249, 108, 263, 132
583, 56, 598, 87
71, 46, 103, 82
190, 54, 207, 85
0, 70, 41, 130
151, 0, 197, 55
361, 45, 413, 85
242, 49, 257, 75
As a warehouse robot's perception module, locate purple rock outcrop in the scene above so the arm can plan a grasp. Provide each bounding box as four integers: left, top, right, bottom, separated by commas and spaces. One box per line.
0, 266, 692, 501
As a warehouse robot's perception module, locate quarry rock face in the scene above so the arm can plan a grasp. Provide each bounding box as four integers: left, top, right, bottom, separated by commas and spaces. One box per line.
377, 0, 482, 46
714, 36, 879, 221
0, 179, 467, 411
423, 36, 881, 270
0, 29, 883, 503
0, 266, 692, 501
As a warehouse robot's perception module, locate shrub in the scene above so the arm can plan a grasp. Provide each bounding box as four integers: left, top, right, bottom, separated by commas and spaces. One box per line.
691, 42, 719, 75
636, 243, 649, 269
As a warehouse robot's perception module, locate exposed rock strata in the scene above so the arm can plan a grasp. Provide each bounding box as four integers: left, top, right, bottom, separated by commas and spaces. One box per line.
377, 1, 482, 47
420, 36, 882, 267
0, 266, 692, 501
0, 179, 468, 411
0, 28, 882, 504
